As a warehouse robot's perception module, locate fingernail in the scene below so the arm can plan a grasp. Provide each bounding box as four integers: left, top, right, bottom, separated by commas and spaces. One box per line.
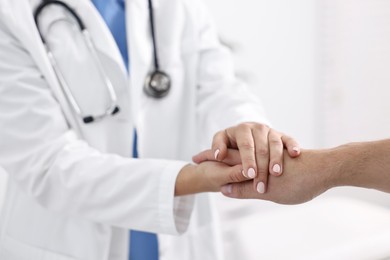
248, 168, 256, 179
214, 149, 220, 160
241, 169, 246, 177
221, 184, 233, 194
257, 182, 265, 194
293, 147, 300, 153
272, 164, 281, 174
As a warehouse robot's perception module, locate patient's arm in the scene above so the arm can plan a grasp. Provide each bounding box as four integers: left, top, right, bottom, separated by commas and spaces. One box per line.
195, 139, 390, 204
175, 161, 247, 196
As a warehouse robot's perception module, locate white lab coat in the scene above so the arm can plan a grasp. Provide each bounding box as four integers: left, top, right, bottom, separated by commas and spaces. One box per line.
0, 0, 268, 259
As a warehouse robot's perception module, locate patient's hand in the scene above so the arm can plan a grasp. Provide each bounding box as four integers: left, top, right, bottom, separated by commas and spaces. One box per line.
219, 149, 338, 205
175, 161, 248, 196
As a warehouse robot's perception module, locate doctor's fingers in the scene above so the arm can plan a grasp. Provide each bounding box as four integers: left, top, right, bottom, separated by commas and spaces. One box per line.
267, 129, 285, 177
228, 124, 260, 180
251, 125, 270, 194
281, 134, 301, 158
192, 149, 242, 166
211, 130, 231, 161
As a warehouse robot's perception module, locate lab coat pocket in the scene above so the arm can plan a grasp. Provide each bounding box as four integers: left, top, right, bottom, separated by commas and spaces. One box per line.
42, 249, 78, 260
0, 235, 76, 260
0, 235, 42, 259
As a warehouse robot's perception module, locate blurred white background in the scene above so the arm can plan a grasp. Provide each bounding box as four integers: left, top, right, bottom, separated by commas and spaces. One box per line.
204, 0, 390, 259
206, 0, 319, 148
205, 0, 390, 149
1, 0, 390, 259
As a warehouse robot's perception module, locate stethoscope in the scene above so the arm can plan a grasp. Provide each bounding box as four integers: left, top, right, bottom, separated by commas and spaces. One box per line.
34, 0, 171, 124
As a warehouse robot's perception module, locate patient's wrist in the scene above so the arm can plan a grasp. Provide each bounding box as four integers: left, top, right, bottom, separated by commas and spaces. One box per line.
175, 164, 202, 196
304, 148, 344, 192
325, 145, 354, 189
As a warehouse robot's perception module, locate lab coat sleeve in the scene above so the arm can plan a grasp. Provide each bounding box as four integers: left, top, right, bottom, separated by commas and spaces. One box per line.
187, 1, 271, 146
0, 19, 193, 235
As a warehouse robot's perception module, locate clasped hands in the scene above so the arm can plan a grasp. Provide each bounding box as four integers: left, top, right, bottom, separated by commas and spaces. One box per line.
176, 122, 330, 205
194, 122, 300, 193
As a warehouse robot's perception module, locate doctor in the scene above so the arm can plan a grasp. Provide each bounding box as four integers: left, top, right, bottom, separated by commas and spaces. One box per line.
0, 0, 299, 260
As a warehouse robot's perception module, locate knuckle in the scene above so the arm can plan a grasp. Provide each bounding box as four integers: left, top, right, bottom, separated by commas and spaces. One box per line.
240, 122, 252, 128
257, 169, 268, 177
238, 141, 255, 150
243, 155, 256, 164
254, 124, 269, 132
235, 184, 246, 197
283, 135, 296, 144
256, 164, 269, 176
229, 171, 243, 183
256, 147, 269, 157
213, 130, 224, 141
236, 122, 252, 132
269, 137, 282, 145
288, 139, 299, 147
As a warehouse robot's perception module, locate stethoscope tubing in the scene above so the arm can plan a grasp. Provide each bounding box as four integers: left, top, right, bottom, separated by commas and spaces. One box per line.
147, 0, 160, 71
34, 0, 86, 42
34, 0, 120, 124
34, 0, 171, 124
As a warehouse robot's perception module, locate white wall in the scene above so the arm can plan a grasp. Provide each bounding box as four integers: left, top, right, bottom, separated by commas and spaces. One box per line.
316, 0, 390, 206
205, 0, 390, 147
204, 0, 390, 206
319, 0, 390, 147
205, 0, 319, 148
204, 1, 390, 258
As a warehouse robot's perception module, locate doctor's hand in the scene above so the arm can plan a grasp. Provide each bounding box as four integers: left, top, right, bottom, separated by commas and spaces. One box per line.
193, 123, 300, 194
175, 162, 248, 196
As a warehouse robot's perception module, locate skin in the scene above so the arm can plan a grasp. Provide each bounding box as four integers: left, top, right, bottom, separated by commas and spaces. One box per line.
192, 122, 300, 194
194, 139, 390, 204
175, 162, 245, 196
176, 122, 300, 196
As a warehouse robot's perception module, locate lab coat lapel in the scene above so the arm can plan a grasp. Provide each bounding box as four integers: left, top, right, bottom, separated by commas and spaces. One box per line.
5, 0, 133, 151
73, 0, 128, 75
3, 0, 82, 134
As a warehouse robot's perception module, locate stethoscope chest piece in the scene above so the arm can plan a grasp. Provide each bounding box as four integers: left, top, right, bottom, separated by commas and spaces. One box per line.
144, 70, 171, 98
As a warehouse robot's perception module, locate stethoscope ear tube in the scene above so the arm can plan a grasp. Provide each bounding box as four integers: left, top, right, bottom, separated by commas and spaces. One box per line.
34, 0, 86, 43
